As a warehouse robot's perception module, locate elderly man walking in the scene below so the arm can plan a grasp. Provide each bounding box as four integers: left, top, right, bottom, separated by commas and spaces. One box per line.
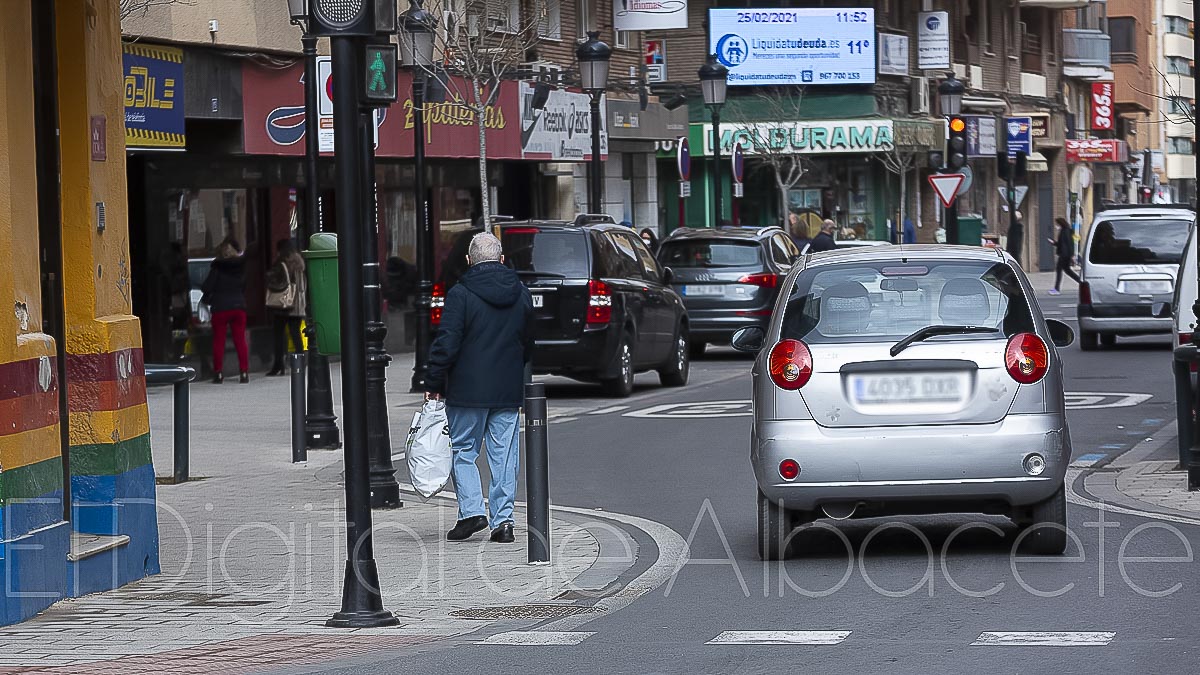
426, 233, 533, 543
809, 219, 838, 252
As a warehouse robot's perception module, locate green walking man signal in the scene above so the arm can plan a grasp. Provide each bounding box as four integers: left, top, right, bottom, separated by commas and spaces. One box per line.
362, 44, 398, 105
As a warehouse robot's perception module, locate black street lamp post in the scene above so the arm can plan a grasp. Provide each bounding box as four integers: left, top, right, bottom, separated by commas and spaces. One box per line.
287, 0, 341, 451
400, 0, 437, 393
937, 73, 965, 245
576, 32, 611, 214
699, 55, 728, 227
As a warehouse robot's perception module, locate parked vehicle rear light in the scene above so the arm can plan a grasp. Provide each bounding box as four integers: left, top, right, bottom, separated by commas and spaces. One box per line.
503, 227, 540, 235
431, 283, 446, 326
737, 273, 780, 288
587, 279, 612, 324
779, 459, 800, 480
1078, 281, 1092, 305
1005, 332, 1049, 384
1181, 333, 1197, 372
768, 339, 812, 390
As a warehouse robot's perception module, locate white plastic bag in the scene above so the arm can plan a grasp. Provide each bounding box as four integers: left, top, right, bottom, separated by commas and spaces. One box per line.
406, 400, 452, 498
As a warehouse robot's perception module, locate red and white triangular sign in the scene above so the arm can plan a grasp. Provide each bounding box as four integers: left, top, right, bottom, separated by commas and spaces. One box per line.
928, 173, 965, 208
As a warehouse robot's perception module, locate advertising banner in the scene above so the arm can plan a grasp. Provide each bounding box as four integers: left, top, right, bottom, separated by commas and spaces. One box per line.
963, 115, 997, 157
122, 43, 185, 150
614, 0, 687, 31
708, 8, 876, 87
1005, 116, 1032, 159
1065, 138, 1128, 163
1091, 82, 1114, 131
645, 40, 667, 83
519, 82, 607, 161
917, 11, 950, 70
878, 33, 909, 76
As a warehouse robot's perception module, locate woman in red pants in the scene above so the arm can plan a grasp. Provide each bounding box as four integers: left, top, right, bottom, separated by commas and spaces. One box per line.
201, 238, 250, 383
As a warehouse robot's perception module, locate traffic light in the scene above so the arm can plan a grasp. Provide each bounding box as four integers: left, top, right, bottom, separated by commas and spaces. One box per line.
928, 150, 945, 169
307, 0, 396, 37
946, 116, 967, 171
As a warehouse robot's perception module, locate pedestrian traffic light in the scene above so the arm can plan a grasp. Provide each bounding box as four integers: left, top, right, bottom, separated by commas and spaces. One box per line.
947, 116, 967, 170
362, 43, 397, 104
307, 0, 396, 37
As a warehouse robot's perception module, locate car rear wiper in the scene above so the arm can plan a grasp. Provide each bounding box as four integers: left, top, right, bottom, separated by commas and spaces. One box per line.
889, 325, 998, 357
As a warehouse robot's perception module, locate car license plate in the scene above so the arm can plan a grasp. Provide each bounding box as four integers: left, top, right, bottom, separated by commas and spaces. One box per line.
1119, 279, 1172, 295
531, 294, 544, 308
849, 373, 968, 406
684, 284, 723, 297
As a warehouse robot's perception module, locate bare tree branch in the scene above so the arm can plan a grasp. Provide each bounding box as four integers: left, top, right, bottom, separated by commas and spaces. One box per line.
120, 0, 192, 21
729, 89, 812, 232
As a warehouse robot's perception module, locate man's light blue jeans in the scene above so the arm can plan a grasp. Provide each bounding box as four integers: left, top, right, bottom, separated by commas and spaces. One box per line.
447, 406, 519, 528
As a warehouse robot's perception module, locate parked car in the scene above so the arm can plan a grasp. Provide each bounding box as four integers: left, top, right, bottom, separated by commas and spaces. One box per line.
657, 226, 800, 357
731, 245, 1076, 560
1077, 204, 1194, 350
433, 219, 689, 397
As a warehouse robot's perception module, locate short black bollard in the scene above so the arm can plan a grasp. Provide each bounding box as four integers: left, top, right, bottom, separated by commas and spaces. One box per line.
145, 364, 197, 484
524, 382, 550, 564
288, 352, 308, 463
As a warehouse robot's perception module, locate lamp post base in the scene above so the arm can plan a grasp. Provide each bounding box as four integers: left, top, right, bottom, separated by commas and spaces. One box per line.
326, 560, 399, 628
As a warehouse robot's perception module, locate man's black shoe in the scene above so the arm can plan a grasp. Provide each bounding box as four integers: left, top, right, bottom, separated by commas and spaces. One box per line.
489, 522, 515, 543
447, 516, 489, 541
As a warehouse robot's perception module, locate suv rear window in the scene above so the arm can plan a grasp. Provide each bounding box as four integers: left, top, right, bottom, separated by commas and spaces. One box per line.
781, 260, 1035, 344
1088, 218, 1191, 265
659, 240, 763, 268
501, 229, 590, 278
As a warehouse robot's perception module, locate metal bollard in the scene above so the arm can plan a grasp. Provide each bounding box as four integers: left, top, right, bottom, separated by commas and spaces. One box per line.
288, 352, 308, 463
1173, 357, 1193, 470
524, 382, 550, 564
145, 364, 196, 484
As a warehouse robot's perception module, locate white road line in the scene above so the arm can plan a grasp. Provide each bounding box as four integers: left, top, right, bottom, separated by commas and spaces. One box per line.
588, 406, 629, 415
479, 631, 595, 646
971, 631, 1115, 647
707, 631, 851, 646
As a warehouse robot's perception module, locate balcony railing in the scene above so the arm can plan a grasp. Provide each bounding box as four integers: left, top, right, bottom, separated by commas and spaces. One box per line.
1063, 29, 1111, 68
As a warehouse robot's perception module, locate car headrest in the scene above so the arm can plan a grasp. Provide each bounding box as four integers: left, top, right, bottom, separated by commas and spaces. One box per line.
939, 278, 991, 325
816, 282, 872, 335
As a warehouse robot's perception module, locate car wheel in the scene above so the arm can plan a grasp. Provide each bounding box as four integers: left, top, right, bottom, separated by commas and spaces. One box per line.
658, 326, 690, 387
1020, 485, 1067, 555
1079, 330, 1098, 351
758, 490, 789, 561
689, 341, 706, 359
1100, 333, 1117, 348
601, 336, 635, 398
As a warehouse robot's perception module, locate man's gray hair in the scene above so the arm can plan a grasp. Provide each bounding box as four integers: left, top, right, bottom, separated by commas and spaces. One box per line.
468, 232, 503, 264
822, 219, 836, 232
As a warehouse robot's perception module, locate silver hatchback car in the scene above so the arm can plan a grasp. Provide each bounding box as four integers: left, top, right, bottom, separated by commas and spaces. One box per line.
732, 245, 1075, 560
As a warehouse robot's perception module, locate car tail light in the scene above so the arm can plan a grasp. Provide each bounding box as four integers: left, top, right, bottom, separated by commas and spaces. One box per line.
779, 459, 800, 480
737, 273, 780, 288
431, 283, 446, 326
1079, 281, 1092, 306
587, 280, 612, 324
1005, 333, 1049, 384
768, 339, 812, 390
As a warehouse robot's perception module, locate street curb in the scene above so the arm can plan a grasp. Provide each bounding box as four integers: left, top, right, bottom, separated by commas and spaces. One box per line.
1073, 420, 1200, 523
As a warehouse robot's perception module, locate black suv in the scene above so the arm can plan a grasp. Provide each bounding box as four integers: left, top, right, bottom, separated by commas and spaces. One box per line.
657, 226, 800, 357
434, 220, 690, 397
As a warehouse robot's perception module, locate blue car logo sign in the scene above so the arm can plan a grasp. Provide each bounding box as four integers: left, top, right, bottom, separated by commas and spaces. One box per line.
716, 34, 748, 68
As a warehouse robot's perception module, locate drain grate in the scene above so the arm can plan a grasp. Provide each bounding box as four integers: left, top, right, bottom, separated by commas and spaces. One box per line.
450, 604, 595, 620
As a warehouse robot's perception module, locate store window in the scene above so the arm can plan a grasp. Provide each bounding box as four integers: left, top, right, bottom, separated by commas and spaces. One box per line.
179, 189, 253, 258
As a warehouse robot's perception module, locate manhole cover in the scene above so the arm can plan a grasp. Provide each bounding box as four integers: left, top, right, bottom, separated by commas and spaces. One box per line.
450, 604, 595, 620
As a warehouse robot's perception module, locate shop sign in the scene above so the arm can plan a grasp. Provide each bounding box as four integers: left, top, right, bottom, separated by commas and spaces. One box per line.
519, 82, 607, 161
963, 115, 997, 157
645, 40, 667, 83
893, 120, 942, 150
878, 33, 909, 77
708, 8, 877, 87
609, 99, 688, 140
701, 119, 895, 156
1005, 116, 1032, 159
1065, 138, 1128, 164
1091, 82, 1114, 131
122, 43, 185, 150
917, 11, 950, 70
615, 0, 687, 31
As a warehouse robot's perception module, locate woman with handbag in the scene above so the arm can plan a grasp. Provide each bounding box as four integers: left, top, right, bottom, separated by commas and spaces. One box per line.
266, 239, 307, 376
202, 238, 250, 384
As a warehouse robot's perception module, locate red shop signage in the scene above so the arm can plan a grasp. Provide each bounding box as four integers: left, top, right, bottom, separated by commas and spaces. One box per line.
241, 61, 522, 160
1090, 82, 1114, 131
1065, 138, 1127, 163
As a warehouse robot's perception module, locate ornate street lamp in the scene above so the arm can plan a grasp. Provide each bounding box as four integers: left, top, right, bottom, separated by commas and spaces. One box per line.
576, 31, 611, 214
938, 72, 965, 116
699, 55, 728, 227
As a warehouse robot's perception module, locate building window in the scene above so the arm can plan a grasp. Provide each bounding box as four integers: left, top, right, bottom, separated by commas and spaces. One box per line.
484, 0, 520, 33
537, 0, 561, 39
1168, 137, 1194, 155
615, 29, 629, 49
1108, 16, 1136, 63
1168, 56, 1194, 76
1165, 16, 1191, 36
577, 0, 591, 37
1019, 10, 1044, 74
1169, 97, 1195, 117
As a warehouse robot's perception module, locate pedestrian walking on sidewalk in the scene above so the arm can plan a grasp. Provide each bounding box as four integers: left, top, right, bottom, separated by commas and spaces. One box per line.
266, 239, 306, 376
1048, 217, 1081, 295
426, 233, 533, 543
202, 238, 250, 384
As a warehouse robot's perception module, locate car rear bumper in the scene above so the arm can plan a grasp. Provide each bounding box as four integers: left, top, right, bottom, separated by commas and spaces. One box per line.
686, 310, 772, 343
752, 413, 1069, 510
531, 326, 618, 376
1078, 315, 1173, 334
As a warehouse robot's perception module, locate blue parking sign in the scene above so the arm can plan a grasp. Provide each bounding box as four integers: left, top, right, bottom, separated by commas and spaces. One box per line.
1005, 116, 1032, 159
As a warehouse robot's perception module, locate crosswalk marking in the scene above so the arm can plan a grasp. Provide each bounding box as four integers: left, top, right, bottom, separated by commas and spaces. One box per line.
971, 632, 1115, 647
706, 631, 852, 646
588, 405, 629, 415
479, 631, 595, 646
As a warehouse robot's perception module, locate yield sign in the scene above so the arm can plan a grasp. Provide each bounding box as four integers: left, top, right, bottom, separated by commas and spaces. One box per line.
929, 173, 965, 208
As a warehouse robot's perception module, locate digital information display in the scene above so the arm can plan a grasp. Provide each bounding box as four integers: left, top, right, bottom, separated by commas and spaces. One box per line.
708, 8, 876, 86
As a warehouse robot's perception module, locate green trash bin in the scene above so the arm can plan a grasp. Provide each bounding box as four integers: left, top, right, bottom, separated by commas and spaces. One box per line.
957, 216, 984, 247
303, 233, 341, 355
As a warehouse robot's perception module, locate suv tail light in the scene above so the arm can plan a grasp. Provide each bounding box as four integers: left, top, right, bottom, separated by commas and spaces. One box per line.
587, 280, 612, 324
737, 273, 780, 288
431, 283, 446, 326
768, 339, 812, 390
1078, 281, 1092, 306
1005, 333, 1049, 384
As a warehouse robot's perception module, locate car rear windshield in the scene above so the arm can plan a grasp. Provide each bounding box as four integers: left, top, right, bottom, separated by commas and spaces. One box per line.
1088, 218, 1191, 265
780, 260, 1035, 344
658, 240, 763, 268
501, 229, 590, 278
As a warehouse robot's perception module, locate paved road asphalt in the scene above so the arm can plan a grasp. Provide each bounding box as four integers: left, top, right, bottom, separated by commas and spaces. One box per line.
294, 285, 1200, 675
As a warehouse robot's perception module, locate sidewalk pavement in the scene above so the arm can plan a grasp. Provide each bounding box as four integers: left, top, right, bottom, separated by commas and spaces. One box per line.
1081, 424, 1200, 518
0, 354, 630, 673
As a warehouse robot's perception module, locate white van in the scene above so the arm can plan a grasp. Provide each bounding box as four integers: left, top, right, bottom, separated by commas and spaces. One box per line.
1173, 223, 1197, 347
